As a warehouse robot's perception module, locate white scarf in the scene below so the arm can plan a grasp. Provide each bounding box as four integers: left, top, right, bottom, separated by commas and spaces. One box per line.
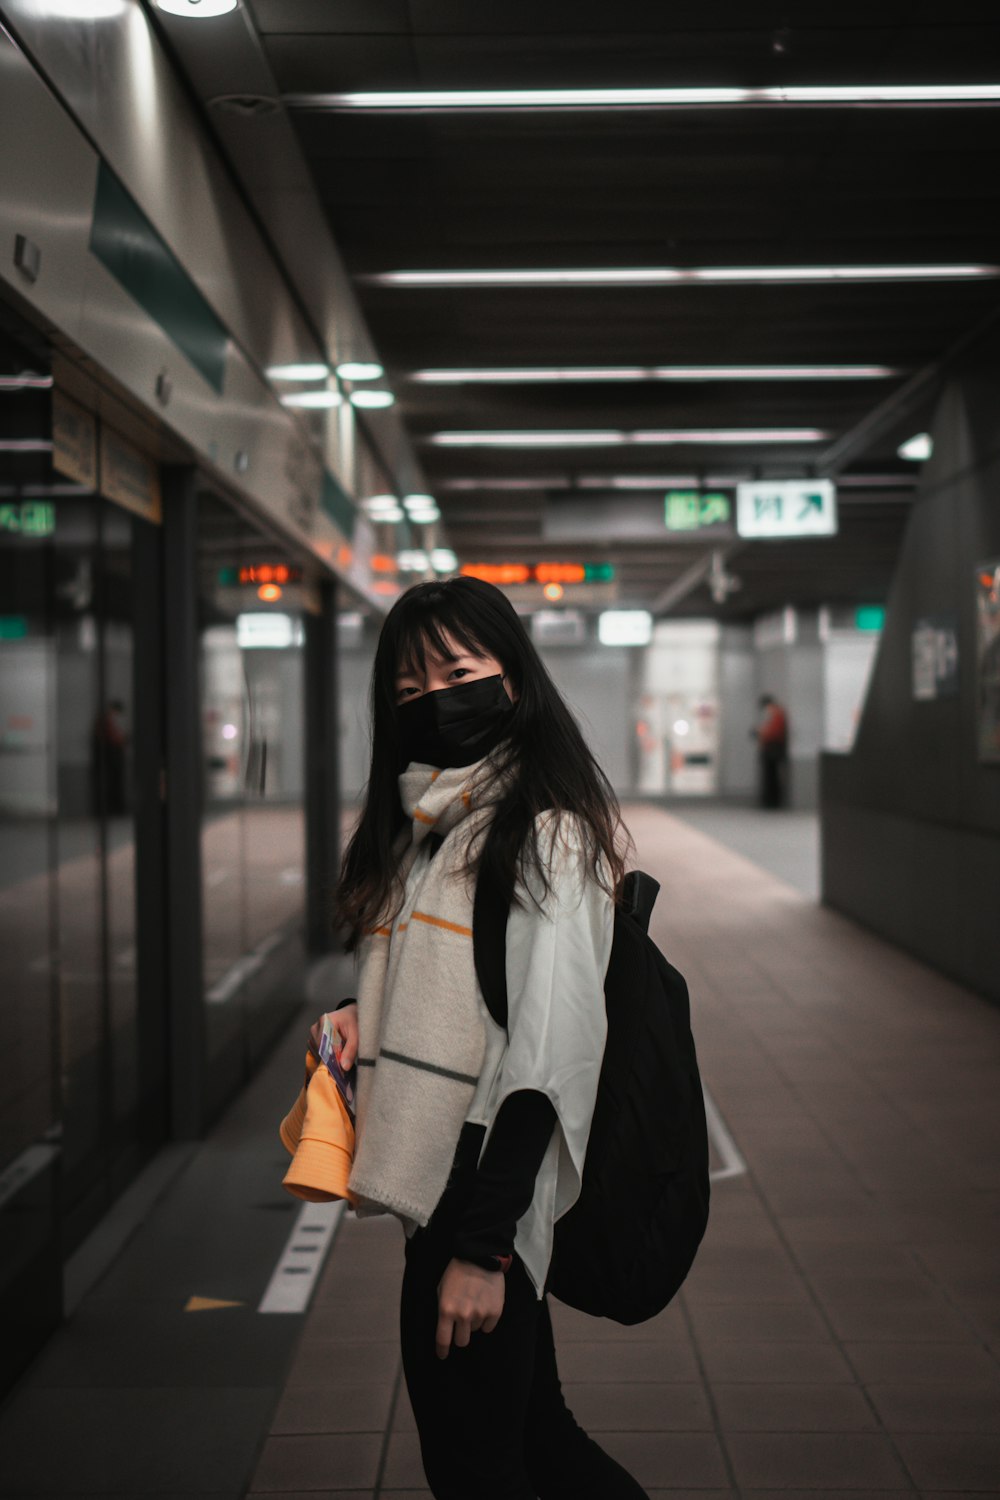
348, 758, 503, 1225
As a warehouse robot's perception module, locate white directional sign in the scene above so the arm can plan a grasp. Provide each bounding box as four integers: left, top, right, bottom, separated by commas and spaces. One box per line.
736, 479, 837, 538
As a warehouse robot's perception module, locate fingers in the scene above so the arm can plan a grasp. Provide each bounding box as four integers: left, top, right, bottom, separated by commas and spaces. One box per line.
332, 1010, 359, 1070
435, 1310, 455, 1361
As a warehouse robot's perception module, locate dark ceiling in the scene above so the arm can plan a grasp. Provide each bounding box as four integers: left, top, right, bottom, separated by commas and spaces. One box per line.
247, 0, 1000, 618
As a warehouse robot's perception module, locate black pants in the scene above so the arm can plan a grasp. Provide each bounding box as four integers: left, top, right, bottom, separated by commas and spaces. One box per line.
759, 749, 786, 808
400, 1133, 649, 1499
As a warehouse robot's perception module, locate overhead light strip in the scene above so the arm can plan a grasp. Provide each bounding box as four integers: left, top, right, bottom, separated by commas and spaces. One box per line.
285, 85, 1000, 112
410, 364, 900, 382
366, 265, 998, 288
428, 430, 828, 448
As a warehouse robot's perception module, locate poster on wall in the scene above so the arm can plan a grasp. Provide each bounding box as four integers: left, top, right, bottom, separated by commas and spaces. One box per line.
975, 560, 1000, 762
912, 616, 959, 701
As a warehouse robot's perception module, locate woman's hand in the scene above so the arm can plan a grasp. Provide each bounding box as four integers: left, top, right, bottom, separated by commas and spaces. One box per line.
329, 1003, 358, 1069
435, 1258, 505, 1360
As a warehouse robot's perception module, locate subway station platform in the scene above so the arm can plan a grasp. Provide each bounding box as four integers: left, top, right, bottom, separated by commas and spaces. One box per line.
1, 805, 998, 1499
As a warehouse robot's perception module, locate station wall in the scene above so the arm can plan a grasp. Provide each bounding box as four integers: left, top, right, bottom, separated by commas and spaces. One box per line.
821, 342, 1000, 1004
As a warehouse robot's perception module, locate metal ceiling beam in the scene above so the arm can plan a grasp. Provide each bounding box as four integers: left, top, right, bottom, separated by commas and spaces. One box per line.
816, 303, 1000, 475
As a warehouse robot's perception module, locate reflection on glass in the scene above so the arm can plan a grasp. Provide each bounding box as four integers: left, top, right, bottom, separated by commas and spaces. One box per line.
197, 494, 305, 1075
52, 497, 105, 1190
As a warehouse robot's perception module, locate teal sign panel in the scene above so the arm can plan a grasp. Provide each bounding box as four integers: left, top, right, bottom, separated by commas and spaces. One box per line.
321, 471, 357, 541
89, 162, 228, 393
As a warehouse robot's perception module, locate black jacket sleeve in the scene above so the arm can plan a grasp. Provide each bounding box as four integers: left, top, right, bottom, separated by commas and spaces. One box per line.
452, 1088, 556, 1268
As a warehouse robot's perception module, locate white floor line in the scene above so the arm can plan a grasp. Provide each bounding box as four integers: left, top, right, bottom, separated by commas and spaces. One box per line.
258, 1198, 346, 1314
703, 1083, 747, 1181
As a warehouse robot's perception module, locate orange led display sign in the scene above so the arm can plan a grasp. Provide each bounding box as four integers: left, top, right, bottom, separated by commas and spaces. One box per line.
536, 563, 586, 585
461, 562, 614, 586
238, 564, 302, 585
461, 563, 531, 585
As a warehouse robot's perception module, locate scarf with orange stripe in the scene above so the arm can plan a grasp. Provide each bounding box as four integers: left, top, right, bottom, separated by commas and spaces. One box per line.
348, 758, 503, 1226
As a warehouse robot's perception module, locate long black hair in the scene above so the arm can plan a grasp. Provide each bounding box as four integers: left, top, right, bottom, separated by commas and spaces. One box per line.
336, 576, 629, 946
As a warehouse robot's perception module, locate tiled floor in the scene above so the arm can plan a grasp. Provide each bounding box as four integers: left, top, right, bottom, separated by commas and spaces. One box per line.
246, 805, 1000, 1498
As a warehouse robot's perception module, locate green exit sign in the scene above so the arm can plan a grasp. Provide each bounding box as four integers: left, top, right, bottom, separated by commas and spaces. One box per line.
664, 491, 733, 533
0, 501, 55, 537
855, 605, 885, 632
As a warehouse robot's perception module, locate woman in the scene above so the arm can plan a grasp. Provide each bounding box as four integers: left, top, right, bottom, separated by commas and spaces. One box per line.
331, 576, 648, 1500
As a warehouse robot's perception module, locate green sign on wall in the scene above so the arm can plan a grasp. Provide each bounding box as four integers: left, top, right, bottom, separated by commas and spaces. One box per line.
0, 501, 54, 537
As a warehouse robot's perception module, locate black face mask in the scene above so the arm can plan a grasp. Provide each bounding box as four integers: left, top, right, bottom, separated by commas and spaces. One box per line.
397, 674, 515, 769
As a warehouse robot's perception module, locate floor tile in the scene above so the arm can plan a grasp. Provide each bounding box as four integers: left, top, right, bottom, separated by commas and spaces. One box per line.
555, 1339, 702, 1383
562, 1381, 713, 1431
893, 1434, 1000, 1490
686, 1300, 832, 1342
866, 1382, 1000, 1434
842, 1342, 1000, 1386
380, 1431, 428, 1489
712, 1382, 877, 1432
597, 1432, 730, 1489
697, 1339, 855, 1385
251, 1433, 382, 1492
270, 1382, 395, 1435
726, 1432, 910, 1489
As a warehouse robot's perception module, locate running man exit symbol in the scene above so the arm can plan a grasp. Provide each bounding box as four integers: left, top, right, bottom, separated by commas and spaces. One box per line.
736, 479, 837, 538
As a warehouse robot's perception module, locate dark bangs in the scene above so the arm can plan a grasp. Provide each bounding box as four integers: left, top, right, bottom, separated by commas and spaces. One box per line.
387, 598, 492, 681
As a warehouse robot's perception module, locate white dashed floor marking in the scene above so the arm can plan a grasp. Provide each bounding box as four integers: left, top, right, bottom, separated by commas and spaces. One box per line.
703, 1084, 747, 1181
258, 1199, 346, 1313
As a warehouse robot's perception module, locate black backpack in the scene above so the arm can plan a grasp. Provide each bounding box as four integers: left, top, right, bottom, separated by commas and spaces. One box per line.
473, 866, 710, 1326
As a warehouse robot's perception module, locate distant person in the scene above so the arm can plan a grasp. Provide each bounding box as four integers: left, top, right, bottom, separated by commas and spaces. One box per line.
755, 694, 789, 809
93, 698, 128, 815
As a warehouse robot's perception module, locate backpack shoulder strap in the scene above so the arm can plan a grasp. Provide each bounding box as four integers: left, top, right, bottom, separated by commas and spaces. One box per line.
473, 860, 511, 1032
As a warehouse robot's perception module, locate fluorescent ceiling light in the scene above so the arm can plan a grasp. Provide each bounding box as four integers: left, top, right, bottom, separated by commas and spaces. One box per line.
431, 549, 458, 572
410, 364, 899, 383
236, 613, 294, 650
0, 373, 54, 390
267, 363, 329, 382
398, 549, 429, 571
366, 495, 400, 510
285, 85, 1000, 111
350, 390, 395, 409
599, 611, 653, 647
0, 439, 53, 452
429, 429, 828, 448
336, 361, 384, 381
280, 390, 341, 409
897, 432, 934, 461
367, 265, 998, 288
46, 0, 126, 16
578, 474, 747, 489
438, 477, 571, 491
157, 0, 237, 14
835, 473, 916, 487
403, 493, 437, 510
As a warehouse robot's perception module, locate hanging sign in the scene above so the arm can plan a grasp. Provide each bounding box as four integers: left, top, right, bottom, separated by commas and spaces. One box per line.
663, 490, 734, 536
736, 479, 837, 538
100, 426, 162, 524
52, 390, 98, 488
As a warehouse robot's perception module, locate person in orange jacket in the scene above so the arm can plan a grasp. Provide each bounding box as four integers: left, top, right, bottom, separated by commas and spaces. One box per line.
755, 694, 789, 808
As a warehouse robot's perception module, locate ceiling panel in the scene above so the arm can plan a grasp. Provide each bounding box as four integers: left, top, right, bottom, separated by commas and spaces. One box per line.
244, 2, 1000, 614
